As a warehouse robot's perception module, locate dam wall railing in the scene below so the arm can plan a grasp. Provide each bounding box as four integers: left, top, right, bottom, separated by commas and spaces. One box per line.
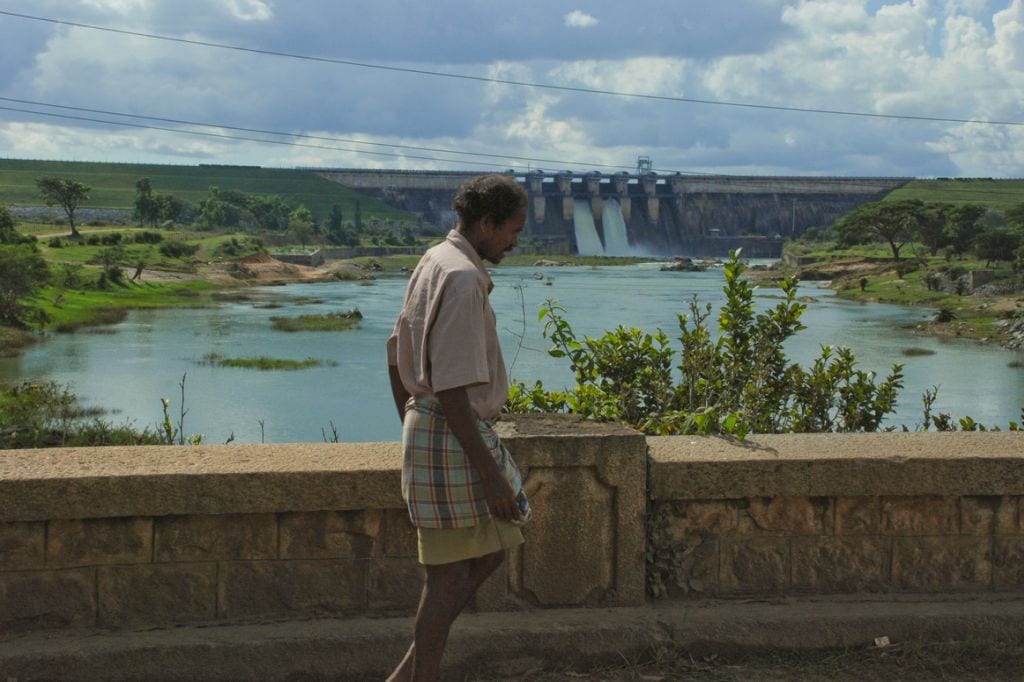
3, 421, 1022, 675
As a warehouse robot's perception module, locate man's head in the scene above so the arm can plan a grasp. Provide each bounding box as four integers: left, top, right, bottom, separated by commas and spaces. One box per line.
454, 174, 528, 264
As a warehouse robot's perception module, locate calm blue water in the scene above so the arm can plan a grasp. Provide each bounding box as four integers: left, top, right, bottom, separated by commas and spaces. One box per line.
1, 263, 1022, 443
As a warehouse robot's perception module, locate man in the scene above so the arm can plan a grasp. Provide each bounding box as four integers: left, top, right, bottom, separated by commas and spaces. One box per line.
386, 174, 531, 681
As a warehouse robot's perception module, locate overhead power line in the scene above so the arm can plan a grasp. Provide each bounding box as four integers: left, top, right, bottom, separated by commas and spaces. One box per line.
2, 10, 1022, 128
0, 96, 700, 174
1, 103, 717, 174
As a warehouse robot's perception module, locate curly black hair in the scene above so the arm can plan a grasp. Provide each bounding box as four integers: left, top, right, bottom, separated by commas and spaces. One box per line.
453, 174, 528, 230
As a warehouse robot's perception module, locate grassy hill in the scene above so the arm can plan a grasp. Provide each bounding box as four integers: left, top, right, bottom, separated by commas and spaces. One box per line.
0, 158, 410, 221
885, 178, 1024, 212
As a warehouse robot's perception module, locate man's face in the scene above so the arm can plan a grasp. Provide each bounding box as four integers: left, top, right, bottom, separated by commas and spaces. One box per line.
478, 206, 526, 265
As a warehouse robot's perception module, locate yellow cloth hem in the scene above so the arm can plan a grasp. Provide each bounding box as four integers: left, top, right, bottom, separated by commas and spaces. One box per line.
417, 517, 525, 565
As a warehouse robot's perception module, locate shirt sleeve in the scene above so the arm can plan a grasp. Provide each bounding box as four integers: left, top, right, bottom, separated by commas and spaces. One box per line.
428, 275, 490, 393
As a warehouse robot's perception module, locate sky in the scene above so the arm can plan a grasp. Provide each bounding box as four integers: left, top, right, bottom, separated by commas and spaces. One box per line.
0, 0, 1022, 178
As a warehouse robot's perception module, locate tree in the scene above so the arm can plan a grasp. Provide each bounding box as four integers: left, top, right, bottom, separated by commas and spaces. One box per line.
0, 244, 50, 326
287, 204, 315, 248
0, 207, 31, 245
245, 194, 290, 232
1005, 203, 1024, 232
36, 176, 91, 238
917, 203, 953, 256
944, 204, 987, 258
133, 177, 159, 227
834, 200, 923, 261
197, 187, 229, 230
974, 229, 1023, 266
156, 194, 189, 224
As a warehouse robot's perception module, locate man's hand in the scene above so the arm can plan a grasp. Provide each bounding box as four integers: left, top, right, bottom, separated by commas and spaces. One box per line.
435, 386, 522, 523
388, 364, 411, 423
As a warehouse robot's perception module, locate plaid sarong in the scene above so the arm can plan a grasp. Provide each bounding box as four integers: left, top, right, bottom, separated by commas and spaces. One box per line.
402, 396, 530, 529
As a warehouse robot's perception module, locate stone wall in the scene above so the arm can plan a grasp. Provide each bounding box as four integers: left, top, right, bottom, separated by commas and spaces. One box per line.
0, 415, 646, 634
648, 432, 1024, 598
1, 426, 1022, 638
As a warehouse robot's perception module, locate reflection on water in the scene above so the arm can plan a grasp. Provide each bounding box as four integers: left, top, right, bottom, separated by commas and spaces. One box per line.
1, 264, 1021, 443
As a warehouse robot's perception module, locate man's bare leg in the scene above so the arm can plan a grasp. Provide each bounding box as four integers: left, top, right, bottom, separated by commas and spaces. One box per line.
387, 550, 505, 681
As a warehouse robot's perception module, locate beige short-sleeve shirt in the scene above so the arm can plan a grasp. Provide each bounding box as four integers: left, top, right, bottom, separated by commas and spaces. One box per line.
386, 230, 509, 420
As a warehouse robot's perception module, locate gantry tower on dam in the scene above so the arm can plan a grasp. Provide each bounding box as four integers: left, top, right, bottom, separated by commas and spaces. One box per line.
316, 169, 911, 257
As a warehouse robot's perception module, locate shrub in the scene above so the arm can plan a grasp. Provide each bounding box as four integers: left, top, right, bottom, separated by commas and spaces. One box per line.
133, 231, 164, 244
100, 232, 123, 245
48, 237, 63, 248
506, 250, 904, 437
159, 240, 199, 258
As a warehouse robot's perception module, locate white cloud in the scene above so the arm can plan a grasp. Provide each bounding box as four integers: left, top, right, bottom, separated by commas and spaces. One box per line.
225, 0, 273, 22
564, 10, 599, 28
79, 0, 150, 14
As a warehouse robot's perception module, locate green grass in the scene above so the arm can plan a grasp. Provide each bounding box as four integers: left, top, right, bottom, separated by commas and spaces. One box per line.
31, 281, 217, 332
269, 310, 363, 332
885, 178, 1024, 211
0, 326, 38, 357
198, 353, 336, 370
778, 242, 1023, 343
0, 158, 412, 221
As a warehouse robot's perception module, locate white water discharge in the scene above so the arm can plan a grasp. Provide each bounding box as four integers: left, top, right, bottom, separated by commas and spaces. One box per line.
601, 198, 632, 256
572, 200, 605, 256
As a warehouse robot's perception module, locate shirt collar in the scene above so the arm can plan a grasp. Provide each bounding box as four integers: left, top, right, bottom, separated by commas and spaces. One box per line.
446, 229, 494, 293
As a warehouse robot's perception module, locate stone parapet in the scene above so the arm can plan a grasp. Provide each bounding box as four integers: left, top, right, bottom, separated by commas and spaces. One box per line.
0, 415, 646, 634
647, 433, 1024, 599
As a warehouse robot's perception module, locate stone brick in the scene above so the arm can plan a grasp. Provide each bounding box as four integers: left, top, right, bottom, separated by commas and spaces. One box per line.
666, 501, 737, 542
719, 537, 789, 594
738, 497, 830, 536
514, 467, 615, 606
368, 557, 422, 611
0, 568, 95, 632
892, 537, 991, 591
98, 563, 216, 626
0, 521, 45, 570
835, 497, 880, 535
154, 513, 276, 562
47, 517, 152, 568
664, 536, 719, 598
219, 560, 367, 619
881, 496, 958, 535
473, 560, 510, 612
383, 509, 418, 558
992, 537, 1024, 590
792, 537, 888, 592
279, 510, 381, 559
961, 496, 1018, 536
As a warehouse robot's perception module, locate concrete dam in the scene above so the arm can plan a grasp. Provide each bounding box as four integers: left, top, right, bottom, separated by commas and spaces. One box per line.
317, 169, 911, 257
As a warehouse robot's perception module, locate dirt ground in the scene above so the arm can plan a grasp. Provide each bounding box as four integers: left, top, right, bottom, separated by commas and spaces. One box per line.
138, 253, 374, 285
469, 639, 1024, 681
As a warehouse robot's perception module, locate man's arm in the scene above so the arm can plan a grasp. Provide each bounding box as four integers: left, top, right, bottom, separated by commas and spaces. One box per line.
435, 386, 521, 523
388, 364, 411, 422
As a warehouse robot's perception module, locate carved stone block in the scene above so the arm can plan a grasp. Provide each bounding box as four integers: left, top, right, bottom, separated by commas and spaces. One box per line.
154, 513, 276, 562
279, 510, 381, 559
47, 517, 152, 568
98, 563, 216, 626
739, 496, 830, 536
792, 536, 888, 592
0, 521, 45, 570
881, 496, 958, 535
720, 537, 789, 594
892, 536, 991, 590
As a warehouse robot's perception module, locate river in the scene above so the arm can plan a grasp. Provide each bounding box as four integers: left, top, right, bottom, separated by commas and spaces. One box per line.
1, 263, 1022, 443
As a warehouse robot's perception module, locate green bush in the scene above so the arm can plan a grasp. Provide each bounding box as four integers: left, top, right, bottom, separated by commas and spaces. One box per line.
0, 382, 162, 448
159, 240, 199, 258
506, 250, 904, 437
133, 230, 164, 244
